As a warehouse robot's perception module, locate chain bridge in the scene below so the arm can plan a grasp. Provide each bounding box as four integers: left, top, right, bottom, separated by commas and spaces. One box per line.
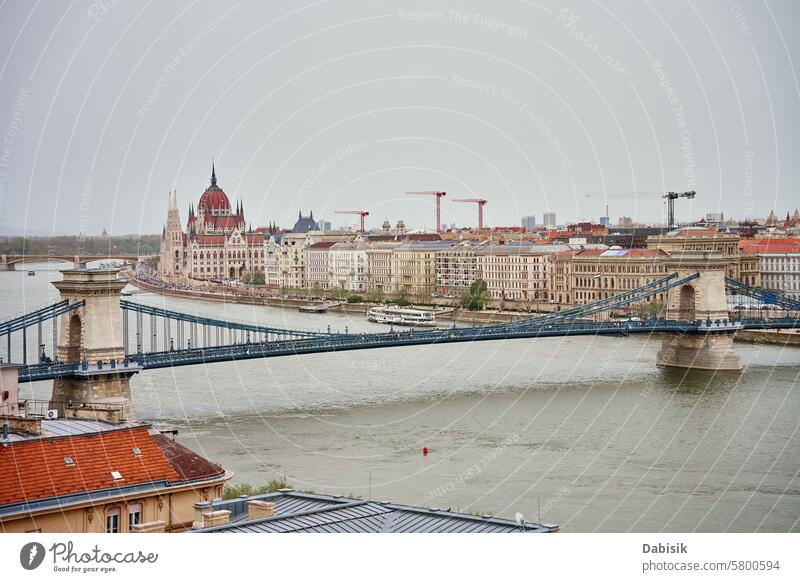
1, 254, 799, 419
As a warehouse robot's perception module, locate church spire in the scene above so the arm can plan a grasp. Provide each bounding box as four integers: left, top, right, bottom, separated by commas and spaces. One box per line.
211, 160, 217, 186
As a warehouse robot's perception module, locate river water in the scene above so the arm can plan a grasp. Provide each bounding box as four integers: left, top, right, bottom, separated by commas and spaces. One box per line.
3, 264, 799, 532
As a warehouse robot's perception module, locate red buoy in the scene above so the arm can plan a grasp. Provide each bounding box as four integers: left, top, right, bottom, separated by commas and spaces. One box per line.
422, 446, 429, 456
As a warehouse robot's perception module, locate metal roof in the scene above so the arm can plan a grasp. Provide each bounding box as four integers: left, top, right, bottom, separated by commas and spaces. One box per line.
1, 418, 146, 443
196, 491, 558, 533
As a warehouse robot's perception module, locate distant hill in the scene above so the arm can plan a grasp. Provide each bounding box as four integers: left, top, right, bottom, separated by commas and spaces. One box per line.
0, 234, 161, 256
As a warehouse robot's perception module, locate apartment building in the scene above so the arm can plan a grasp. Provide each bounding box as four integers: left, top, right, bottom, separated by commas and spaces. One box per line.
741, 239, 800, 300
264, 236, 281, 287
475, 243, 568, 302
305, 241, 336, 290
435, 241, 487, 295
548, 249, 578, 304
0, 365, 230, 533
329, 242, 369, 292
392, 241, 457, 297
365, 243, 399, 292
279, 231, 354, 289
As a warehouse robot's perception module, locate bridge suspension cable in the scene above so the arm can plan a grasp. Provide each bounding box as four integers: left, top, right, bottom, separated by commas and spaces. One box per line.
119, 300, 334, 356
0, 299, 84, 366
725, 277, 800, 312
498, 272, 693, 330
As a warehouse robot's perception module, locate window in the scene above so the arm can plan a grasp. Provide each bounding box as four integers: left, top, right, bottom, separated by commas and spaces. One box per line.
128, 503, 142, 529
106, 508, 120, 533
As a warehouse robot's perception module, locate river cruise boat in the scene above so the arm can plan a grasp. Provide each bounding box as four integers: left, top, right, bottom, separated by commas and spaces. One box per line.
367, 305, 437, 327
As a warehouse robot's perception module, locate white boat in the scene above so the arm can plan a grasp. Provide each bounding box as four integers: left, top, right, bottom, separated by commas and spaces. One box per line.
367, 305, 437, 327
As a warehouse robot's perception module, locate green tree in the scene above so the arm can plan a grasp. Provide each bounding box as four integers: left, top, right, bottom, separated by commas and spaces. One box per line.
310, 283, 324, 297
347, 294, 363, 303
222, 479, 292, 500
330, 287, 349, 301
365, 288, 385, 303
463, 279, 490, 310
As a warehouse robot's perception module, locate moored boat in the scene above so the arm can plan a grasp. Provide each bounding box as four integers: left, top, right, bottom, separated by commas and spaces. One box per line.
367, 305, 437, 327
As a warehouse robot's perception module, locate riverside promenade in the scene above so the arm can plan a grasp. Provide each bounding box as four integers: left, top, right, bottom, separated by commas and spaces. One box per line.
125, 271, 526, 324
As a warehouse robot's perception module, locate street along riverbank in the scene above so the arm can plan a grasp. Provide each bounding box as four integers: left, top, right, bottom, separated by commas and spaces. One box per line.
125, 271, 528, 324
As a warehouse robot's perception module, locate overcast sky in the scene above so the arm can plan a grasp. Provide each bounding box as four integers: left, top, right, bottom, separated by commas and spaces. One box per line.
0, 0, 798, 235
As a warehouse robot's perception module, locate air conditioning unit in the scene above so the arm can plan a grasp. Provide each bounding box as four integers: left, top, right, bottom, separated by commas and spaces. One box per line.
45, 409, 58, 420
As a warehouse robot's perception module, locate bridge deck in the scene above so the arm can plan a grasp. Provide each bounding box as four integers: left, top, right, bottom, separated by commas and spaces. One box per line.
16, 317, 800, 382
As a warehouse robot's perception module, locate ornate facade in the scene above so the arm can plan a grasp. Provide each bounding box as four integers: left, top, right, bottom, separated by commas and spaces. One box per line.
160, 166, 277, 282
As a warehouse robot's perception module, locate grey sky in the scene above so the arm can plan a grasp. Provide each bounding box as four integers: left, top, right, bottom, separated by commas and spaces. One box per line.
0, 0, 798, 235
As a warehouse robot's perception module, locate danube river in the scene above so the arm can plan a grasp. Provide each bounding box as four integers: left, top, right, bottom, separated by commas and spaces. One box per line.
3, 264, 799, 532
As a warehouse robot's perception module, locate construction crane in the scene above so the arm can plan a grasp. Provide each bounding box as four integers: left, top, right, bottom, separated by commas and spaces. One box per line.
663, 191, 696, 229
585, 191, 696, 229
335, 210, 369, 233
452, 198, 488, 229
406, 191, 447, 233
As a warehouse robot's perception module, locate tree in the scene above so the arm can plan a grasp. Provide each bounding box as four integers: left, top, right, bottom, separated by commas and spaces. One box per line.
463, 279, 490, 310
330, 287, 349, 301
365, 288, 385, 303
347, 294, 363, 303
310, 283, 324, 297
223, 479, 292, 500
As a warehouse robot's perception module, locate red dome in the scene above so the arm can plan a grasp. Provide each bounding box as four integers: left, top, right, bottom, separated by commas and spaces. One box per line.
197, 164, 231, 213
198, 185, 231, 213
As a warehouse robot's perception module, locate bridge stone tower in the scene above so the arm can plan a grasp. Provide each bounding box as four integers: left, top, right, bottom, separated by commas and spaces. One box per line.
656, 251, 743, 371
49, 269, 138, 418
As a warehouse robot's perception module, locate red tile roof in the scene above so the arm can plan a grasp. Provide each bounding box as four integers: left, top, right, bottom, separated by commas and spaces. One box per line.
0, 427, 184, 506
152, 434, 224, 481
193, 235, 226, 245
307, 242, 337, 249
742, 243, 800, 254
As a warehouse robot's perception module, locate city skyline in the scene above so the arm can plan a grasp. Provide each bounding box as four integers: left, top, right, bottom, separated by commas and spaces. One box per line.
1, 1, 799, 236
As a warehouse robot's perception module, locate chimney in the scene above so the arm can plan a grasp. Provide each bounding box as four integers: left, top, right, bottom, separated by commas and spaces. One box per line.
191, 501, 230, 529
0, 363, 20, 417
247, 500, 276, 520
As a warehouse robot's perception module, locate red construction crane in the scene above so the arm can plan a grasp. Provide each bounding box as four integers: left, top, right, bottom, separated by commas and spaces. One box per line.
406, 191, 447, 233
335, 210, 369, 233
452, 198, 488, 229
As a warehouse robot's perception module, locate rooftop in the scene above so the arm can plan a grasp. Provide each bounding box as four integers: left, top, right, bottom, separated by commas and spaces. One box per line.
0, 419, 226, 516
475, 243, 569, 255
195, 490, 558, 533
394, 241, 458, 251
574, 248, 669, 258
